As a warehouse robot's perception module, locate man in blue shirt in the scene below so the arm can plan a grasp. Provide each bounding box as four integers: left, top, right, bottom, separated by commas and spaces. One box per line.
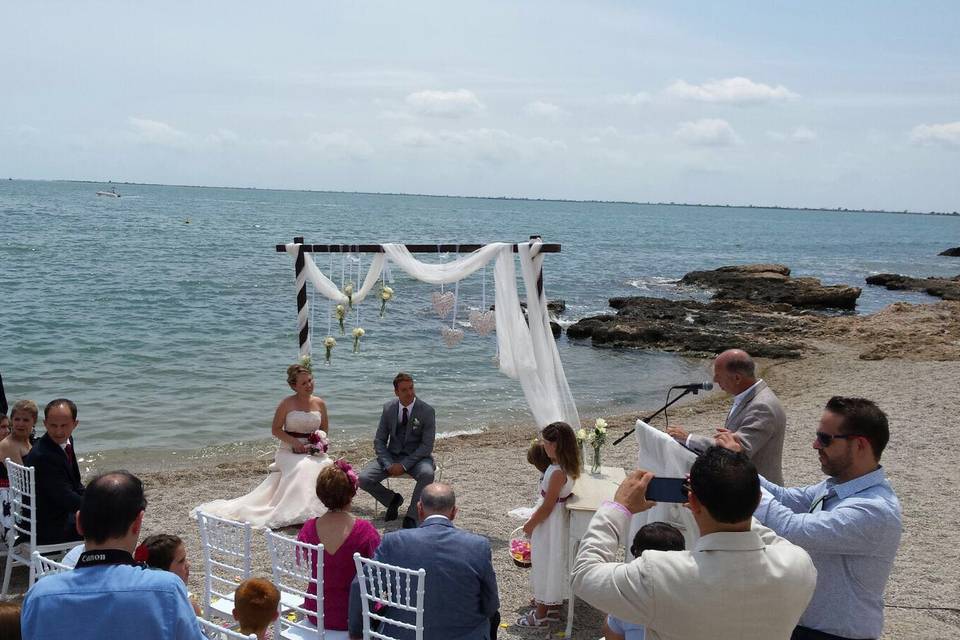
720, 396, 902, 640
22, 470, 203, 640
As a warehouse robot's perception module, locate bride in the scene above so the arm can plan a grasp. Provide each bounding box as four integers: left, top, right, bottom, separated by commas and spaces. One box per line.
194, 364, 333, 528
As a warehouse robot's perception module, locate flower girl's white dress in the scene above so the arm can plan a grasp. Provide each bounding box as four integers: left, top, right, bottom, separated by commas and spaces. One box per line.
193, 410, 332, 528
530, 463, 575, 605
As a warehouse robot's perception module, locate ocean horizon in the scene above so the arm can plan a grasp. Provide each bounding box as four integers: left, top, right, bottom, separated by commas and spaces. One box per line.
2, 179, 957, 456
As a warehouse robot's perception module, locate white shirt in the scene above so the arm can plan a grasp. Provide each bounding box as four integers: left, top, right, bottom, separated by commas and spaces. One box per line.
398, 398, 416, 423
423, 514, 450, 523
729, 379, 763, 418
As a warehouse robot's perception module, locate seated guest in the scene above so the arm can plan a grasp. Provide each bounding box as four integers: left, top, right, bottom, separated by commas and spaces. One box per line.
572, 448, 817, 640
296, 460, 380, 631
725, 396, 902, 640
0, 601, 21, 640
349, 483, 500, 640
0, 412, 8, 441
0, 399, 37, 543
23, 398, 84, 544
233, 578, 281, 640
602, 522, 685, 640
136, 533, 201, 614
21, 471, 203, 639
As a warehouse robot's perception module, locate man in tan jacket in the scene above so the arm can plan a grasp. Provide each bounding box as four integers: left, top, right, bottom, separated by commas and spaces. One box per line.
572, 448, 816, 640
667, 349, 786, 484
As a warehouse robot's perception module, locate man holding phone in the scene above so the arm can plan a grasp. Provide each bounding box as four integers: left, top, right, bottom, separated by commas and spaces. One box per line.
572, 447, 816, 640
724, 397, 902, 640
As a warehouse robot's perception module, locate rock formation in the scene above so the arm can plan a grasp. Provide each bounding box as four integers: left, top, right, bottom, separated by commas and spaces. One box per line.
865, 273, 960, 301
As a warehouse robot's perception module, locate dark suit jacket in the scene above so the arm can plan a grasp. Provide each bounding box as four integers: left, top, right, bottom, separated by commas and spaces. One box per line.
374, 398, 436, 471
354, 517, 499, 640
23, 433, 84, 544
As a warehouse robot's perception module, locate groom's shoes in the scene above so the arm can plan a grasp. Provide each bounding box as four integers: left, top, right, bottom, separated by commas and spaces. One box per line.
385, 493, 404, 522
402, 516, 418, 529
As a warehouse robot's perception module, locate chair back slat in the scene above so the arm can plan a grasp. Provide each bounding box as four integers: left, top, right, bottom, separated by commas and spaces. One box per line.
2, 459, 78, 597
31, 550, 71, 580
265, 529, 323, 639
196, 511, 253, 621
353, 553, 426, 640
196, 616, 258, 639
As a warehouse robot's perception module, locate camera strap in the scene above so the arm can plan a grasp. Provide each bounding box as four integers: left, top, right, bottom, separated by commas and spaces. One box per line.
75, 549, 142, 569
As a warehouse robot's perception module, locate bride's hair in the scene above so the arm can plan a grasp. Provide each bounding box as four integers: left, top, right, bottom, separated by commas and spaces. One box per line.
286, 364, 312, 388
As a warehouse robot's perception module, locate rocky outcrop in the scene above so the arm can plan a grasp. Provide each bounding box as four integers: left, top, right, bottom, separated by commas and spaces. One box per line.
680, 264, 861, 310
566, 297, 811, 358
939, 247, 960, 257
865, 273, 960, 301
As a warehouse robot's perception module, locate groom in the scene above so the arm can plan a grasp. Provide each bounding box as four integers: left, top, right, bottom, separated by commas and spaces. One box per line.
359, 373, 436, 529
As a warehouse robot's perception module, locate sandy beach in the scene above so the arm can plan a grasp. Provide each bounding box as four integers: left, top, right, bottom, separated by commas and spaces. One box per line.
7, 302, 960, 639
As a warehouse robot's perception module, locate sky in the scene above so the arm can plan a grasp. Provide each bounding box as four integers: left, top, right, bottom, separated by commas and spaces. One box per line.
2, 1, 959, 211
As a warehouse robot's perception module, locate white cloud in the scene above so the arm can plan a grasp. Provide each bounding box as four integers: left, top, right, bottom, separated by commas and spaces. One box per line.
607, 92, 651, 106
675, 118, 742, 146
768, 126, 818, 143
394, 127, 565, 164
581, 126, 619, 144
405, 89, 484, 118
524, 101, 567, 121
308, 130, 374, 160
910, 121, 960, 148
665, 77, 798, 105
127, 117, 192, 148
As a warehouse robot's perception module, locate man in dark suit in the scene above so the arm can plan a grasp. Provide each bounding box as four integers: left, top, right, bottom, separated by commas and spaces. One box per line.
359, 372, 436, 529
349, 483, 500, 640
24, 398, 85, 544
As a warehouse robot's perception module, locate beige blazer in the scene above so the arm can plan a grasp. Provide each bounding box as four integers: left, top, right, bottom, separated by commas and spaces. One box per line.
572, 505, 816, 640
688, 380, 786, 484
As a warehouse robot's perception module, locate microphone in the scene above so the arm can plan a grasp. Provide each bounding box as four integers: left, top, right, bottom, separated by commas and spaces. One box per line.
670, 382, 714, 392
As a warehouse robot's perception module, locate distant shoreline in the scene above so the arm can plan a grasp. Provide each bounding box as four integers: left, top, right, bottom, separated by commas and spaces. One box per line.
5, 177, 959, 218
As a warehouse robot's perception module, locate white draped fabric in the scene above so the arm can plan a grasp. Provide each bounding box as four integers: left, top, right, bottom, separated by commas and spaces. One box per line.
286, 240, 580, 429
628, 420, 698, 557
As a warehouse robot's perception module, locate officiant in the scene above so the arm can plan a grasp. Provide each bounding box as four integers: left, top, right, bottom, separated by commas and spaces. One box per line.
358, 372, 436, 529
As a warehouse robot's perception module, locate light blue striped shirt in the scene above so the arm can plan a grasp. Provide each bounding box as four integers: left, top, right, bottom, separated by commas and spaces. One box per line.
757, 467, 901, 639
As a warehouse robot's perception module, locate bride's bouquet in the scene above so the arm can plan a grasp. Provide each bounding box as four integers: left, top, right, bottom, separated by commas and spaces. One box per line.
307, 430, 329, 455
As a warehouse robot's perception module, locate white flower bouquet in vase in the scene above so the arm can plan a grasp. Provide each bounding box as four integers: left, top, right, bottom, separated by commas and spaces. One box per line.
586, 418, 607, 475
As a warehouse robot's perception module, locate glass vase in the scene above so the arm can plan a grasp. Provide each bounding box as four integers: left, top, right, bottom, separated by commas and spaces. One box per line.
591, 446, 602, 475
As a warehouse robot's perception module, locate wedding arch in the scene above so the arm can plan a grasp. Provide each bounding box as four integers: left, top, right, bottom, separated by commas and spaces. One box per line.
275, 236, 580, 430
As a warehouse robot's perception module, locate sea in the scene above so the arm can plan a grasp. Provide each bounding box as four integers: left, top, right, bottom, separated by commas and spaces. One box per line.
1, 180, 957, 462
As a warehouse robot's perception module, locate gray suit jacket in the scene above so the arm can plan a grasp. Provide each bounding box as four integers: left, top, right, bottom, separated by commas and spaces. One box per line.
688, 380, 786, 484
374, 398, 436, 471
356, 518, 499, 640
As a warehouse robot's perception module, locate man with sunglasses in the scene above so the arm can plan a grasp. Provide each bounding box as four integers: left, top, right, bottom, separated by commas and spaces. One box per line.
721, 396, 902, 640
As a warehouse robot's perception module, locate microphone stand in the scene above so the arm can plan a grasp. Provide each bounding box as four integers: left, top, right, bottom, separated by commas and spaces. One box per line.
612, 387, 699, 446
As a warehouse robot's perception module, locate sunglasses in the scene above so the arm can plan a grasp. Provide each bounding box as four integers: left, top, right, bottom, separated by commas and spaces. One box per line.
815, 431, 861, 447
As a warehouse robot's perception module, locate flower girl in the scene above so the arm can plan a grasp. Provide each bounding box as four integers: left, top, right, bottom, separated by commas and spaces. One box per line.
517, 421, 581, 628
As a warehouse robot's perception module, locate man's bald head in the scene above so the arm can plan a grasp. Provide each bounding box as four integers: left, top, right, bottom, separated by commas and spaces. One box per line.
713, 349, 757, 395
419, 483, 457, 519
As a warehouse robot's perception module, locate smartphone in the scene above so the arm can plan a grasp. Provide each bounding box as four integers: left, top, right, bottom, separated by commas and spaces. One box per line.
645, 477, 689, 503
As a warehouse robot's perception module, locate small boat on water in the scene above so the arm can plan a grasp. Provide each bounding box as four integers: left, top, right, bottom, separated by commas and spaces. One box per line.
96, 187, 120, 198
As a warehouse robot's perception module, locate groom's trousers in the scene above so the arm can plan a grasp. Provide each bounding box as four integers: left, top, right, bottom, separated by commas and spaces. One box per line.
359, 457, 435, 521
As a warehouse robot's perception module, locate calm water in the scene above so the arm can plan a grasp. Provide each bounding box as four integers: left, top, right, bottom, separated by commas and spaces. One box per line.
1, 180, 956, 453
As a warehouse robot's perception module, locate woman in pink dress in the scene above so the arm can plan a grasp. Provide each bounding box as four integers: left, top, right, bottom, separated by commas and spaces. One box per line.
297, 459, 380, 631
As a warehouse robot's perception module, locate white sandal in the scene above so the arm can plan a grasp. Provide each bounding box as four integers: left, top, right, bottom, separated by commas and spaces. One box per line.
515, 610, 554, 628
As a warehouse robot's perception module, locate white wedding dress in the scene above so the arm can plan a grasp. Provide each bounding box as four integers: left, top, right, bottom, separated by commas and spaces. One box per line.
193, 411, 333, 528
